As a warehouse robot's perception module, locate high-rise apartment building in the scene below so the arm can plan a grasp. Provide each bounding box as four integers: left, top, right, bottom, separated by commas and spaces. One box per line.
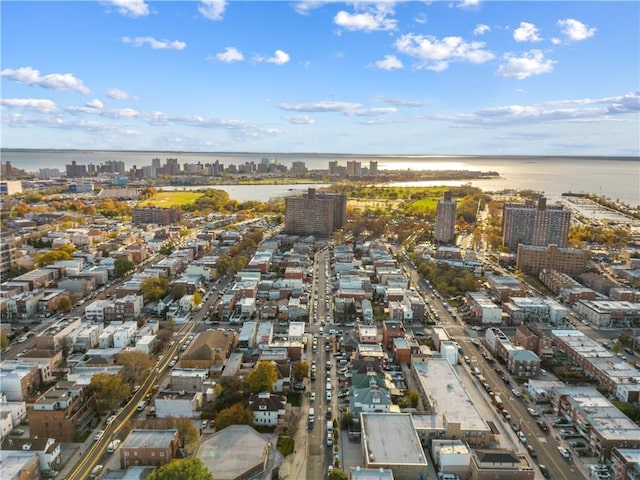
369, 160, 378, 176
284, 188, 347, 236
502, 197, 571, 251
65, 161, 87, 178
435, 191, 457, 244
346, 160, 362, 177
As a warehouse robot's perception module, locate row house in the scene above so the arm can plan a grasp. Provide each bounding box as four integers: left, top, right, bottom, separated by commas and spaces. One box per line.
29, 381, 94, 443
382, 321, 405, 351
466, 292, 503, 324
1, 437, 61, 473
0, 365, 40, 401
57, 274, 96, 295
5, 290, 43, 319
37, 289, 70, 315
573, 300, 640, 328
485, 273, 525, 303
155, 392, 202, 418
115, 294, 143, 319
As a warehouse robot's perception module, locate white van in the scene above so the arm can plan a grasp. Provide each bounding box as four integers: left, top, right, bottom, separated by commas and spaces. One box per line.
107, 439, 121, 453
308, 408, 315, 422
327, 421, 333, 435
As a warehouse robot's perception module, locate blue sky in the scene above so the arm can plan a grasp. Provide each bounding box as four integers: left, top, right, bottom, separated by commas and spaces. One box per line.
1, 0, 639, 155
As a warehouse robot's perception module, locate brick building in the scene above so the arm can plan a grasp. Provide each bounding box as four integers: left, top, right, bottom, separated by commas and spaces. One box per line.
120, 429, 180, 469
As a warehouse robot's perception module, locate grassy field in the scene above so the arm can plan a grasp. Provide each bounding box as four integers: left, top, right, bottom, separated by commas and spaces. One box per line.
137, 191, 204, 207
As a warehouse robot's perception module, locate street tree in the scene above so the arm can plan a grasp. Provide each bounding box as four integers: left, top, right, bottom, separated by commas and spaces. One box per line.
193, 291, 203, 305
116, 351, 155, 385
56, 296, 73, 313
141, 277, 169, 302
146, 458, 213, 480
328, 469, 348, 480
215, 403, 254, 430
89, 373, 131, 415
292, 361, 309, 381
114, 258, 135, 278
247, 361, 278, 393
1, 333, 9, 349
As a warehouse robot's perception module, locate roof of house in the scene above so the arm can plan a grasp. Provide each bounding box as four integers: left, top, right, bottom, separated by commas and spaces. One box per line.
182, 330, 234, 362
248, 392, 286, 412
474, 449, 520, 465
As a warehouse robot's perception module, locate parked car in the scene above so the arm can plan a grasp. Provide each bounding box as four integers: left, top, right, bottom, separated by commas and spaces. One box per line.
539, 465, 551, 479
310, 392, 316, 402
527, 408, 540, 417
512, 388, 521, 397
558, 446, 572, 460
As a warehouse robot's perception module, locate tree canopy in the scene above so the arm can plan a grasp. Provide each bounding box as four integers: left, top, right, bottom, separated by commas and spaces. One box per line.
247, 361, 278, 394
146, 458, 213, 480
114, 258, 135, 278
141, 277, 169, 302
215, 403, 254, 430
328, 469, 348, 480
292, 362, 309, 381
89, 373, 130, 415
116, 351, 156, 385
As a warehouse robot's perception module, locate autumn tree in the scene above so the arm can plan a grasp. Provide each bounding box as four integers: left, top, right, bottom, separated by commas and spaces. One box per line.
146, 458, 213, 480
1, 333, 9, 349
193, 291, 203, 306
141, 277, 169, 302
328, 469, 349, 480
247, 361, 278, 394
116, 351, 156, 385
292, 361, 309, 381
114, 258, 135, 278
215, 403, 254, 430
407, 389, 420, 408
89, 373, 131, 415
56, 296, 73, 313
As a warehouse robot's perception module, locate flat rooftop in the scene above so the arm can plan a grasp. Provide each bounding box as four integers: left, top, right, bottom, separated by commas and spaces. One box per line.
361, 412, 427, 466
121, 429, 177, 449
413, 360, 489, 432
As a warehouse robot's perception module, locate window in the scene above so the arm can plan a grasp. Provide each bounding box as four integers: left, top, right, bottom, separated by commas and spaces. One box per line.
160, 452, 165, 457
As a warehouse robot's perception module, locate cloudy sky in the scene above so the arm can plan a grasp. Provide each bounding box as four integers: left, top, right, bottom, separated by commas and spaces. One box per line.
1, 0, 638, 155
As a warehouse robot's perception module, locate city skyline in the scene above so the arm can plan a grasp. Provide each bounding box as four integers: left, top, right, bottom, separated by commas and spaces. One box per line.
1, 1, 639, 156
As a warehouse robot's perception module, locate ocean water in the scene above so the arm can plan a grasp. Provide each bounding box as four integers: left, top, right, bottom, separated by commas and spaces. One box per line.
2, 150, 638, 206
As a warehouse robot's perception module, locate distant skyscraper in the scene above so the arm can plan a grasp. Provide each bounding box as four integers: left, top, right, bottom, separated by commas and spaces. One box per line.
346, 160, 361, 177
435, 191, 457, 244
151, 157, 161, 169
502, 197, 571, 251
291, 161, 307, 176
65, 160, 87, 178
285, 188, 347, 236
369, 160, 378, 176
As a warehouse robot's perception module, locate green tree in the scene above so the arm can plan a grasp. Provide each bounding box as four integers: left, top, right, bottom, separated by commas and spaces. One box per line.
146, 458, 213, 480
407, 390, 420, 408
340, 411, 353, 430
117, 351, 156, 384
89, 373, 131, 415
114, 258, 135, 278
1, 333, 9, 349
171, 284, 187, 300
247, 361, 278, 393
159, 243, 176, 256
141, 277, 169, 302
215, 403, 254, 430
328, 469, 348, 480
292, 362, 309, 381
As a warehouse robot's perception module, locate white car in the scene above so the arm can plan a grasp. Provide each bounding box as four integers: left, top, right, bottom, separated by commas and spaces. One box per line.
310, 392, 316, 402
512, 389, 521, 397
326, 391, 332, 401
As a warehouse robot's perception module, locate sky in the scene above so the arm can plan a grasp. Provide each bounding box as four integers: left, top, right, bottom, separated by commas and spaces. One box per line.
1, 0, 639, 156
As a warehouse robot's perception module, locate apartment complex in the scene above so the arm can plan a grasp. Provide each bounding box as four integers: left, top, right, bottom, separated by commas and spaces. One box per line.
132, 206, 182, 225
516, 244, 589, 275
502, 197, 571, 251
284, 188, 347, 236
435, 191, 457, 244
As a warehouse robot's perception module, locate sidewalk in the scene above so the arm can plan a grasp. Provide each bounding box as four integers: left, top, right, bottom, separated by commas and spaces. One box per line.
278, 407, 308, 480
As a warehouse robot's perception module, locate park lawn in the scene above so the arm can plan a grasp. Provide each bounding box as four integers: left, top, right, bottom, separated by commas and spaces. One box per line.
407, 196, 440, 215
138, 191, 204, 208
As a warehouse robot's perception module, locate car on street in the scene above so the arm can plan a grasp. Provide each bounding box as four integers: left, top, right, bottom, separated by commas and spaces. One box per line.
512, 388, 521, 397
517, 431, 527, 444
539, 465, 551, 478
94, 430, 105, 441
202, 420, 209, 428
310, 392, 316, 402
558, 447, 572, 461
527, 408, 539, 417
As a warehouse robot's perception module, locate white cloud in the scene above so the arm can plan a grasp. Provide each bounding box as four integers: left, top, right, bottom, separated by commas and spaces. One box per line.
394, 34, 494, 71
334, 4, 398, 32
107, 88, 135, 100
374, 55, 403, 70
278, 101, 362, 113
414, 13, 428, 25
102, 0, 149, 18
373, 96, 423, 107
214, 47, 244, 63
277, 101, 396, 117
497, 50, 555, 80
198, 0, 226, 21
285, 115, 315, 125
101, 108, 140, 119
474, 24, 491, 36
557, 18, 596, 42
266, 50, 290, 65
293, 1, 327, 15
513, 22, 541, 42
1, 98, 57, 113
86, 99, 104, 109
1, 67, 90, 94
458, 0, 480, 9
434, 92, 639, 126
121, 36, 186, 50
